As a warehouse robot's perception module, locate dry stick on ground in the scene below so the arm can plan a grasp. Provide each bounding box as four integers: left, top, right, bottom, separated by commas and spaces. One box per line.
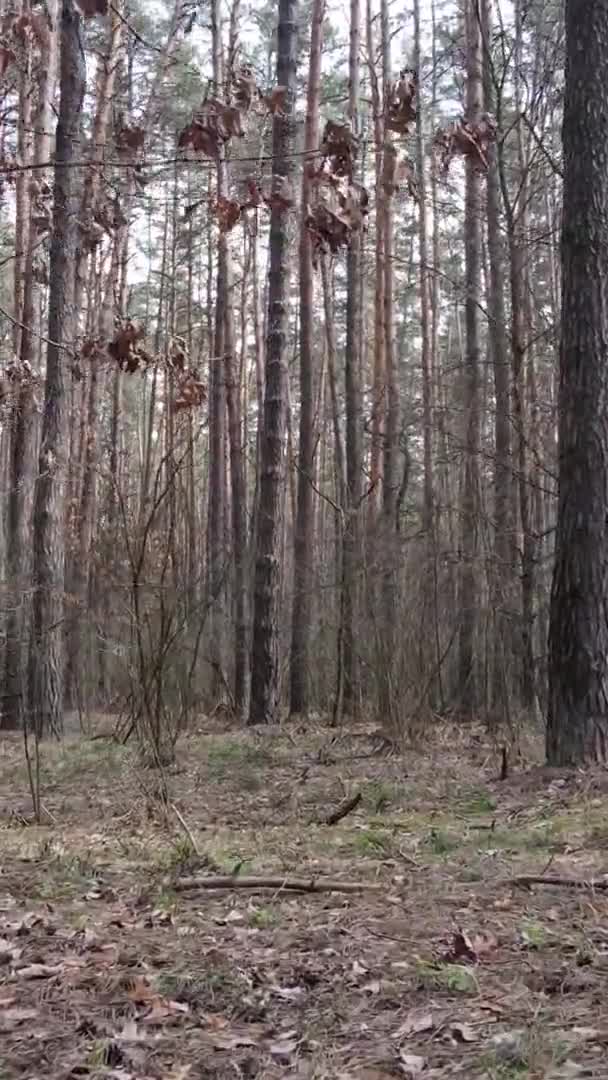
512, 875, 608, 891
322, 791, 361, 825
171, 875, 383, 894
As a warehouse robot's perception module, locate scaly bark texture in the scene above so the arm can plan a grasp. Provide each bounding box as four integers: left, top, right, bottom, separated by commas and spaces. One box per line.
457, 0, 483, 716
27, 0, 85, 737
289, 0, 324, 717
249, 0, 298, 725
547, 0, 608, 765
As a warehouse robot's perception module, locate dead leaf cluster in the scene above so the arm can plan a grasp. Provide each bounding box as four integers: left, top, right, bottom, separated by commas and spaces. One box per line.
434, 113, 498, 174
381, 144, 418, 201
385, 69, 418, 135
75, 0, 109, 16
108, 322, 152, 373
306, 175, 369, 264
178, 97, 245, 159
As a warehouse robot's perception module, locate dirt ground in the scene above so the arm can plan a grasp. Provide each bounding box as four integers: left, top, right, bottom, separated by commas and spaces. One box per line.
1, 719, 608, 1079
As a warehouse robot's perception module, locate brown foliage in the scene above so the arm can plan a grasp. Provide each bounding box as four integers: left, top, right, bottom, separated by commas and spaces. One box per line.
178, 98, 245, 159
108, 322, 152, 373
385, 69, 417, 135
382, 145, 419, 201
434, 114, 497, 174
174, 369, 206, 410
215, 195, 242, 233
261, 85, 288, 115
319, 119, 358, 179
75, 0, 108, 16
116, 124, 145, 155
232, 65, 257, 113
306, 176, 369, 264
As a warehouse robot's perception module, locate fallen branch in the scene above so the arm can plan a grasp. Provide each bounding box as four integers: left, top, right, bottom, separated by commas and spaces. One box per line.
512, 875, 608, 891
322, 791, 361, 826
171, 874, 382, 894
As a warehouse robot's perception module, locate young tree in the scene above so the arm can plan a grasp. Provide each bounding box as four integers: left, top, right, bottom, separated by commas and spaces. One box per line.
249, 0, 298, 724
547, 0, 608, 765
27, 0, 85, 736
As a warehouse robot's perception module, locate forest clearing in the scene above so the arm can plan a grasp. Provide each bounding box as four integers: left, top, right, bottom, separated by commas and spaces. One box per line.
2, 0, 608, 1075
2, 721, 608, 1080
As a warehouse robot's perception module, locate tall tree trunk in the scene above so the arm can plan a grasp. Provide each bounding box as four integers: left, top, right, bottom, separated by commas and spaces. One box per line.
289, 0, 324, 717
3, 0, 59, 730
457, 0, 483, 716
27, 0, 85, 737
547, 0, 608, 765
481, 0, 515, 726
249, 0, 298, 725
340, 0, 363, 718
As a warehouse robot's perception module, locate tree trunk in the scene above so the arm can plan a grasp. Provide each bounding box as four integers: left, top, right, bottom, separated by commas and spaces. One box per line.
3, 0, 59, 730
249, 0, 298, 725
289, 0, 324, 717
481, 0, 515, 727
27, 0, 85, 737
457, 0, 483, 716
547, 0, 608, 765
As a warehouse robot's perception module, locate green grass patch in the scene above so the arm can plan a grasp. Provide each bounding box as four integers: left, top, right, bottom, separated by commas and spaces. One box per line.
415, 960, 477, 994
350, 828, 394, 857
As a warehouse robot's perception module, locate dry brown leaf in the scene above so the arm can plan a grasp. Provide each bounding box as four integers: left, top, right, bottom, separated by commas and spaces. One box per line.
116, 125, 145, 154
392, 1010, 435, 1040
75, 0, 108, 15
398, 1051, 426, 1078
386, 69, 417, 134
449, 1021, 477, 1043
263, 85, 288, 114
17, 963, 62, 979
0, 44, 16, 75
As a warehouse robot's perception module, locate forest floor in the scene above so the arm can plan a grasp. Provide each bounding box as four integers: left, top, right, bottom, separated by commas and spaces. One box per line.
1, 719, 608, 1080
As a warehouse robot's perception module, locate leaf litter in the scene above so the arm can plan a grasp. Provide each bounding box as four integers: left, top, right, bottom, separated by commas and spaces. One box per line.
2, 722, 608, 1077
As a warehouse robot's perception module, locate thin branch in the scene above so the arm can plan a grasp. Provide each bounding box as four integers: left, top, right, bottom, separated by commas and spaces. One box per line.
322, 791, 362, 826
171, 874, 383, 893
512, 876, 608, 891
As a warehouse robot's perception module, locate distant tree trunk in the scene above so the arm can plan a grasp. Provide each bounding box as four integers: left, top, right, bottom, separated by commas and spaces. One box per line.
333, 0, 362, 723
289, 0, 324, 717
366, 0, 384, 526
547, 0, 608, 765
414, 0, 433, 541
27, 0, 85, 737
3, 0, 59, 730
481, 0, 515, 726
249, 0, 298, 725
457, 0, 483, 716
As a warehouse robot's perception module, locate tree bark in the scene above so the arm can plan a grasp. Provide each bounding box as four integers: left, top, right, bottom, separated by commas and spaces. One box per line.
28, 0, 85, 737
289, 0, 324, 717
249, 0, 298, 724
457, 0, 483, 716
547, 0, 608, 765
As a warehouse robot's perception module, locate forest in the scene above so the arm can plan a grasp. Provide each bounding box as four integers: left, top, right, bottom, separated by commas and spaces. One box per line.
2, 0, 608, 1077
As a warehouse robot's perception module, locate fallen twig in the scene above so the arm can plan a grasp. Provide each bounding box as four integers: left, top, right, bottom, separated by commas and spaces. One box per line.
512, 875, 608, 891
322, 791, 361, 826
170, 802, 200, 856
171, 874, 382, 894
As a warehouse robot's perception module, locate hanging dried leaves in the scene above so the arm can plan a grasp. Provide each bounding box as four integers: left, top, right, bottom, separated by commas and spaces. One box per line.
174, 370, 206, 410
116, 124, 145, 155
215, 195, 242, 232
167, 337, 188, 372
0, 44, 15, 76
108, 322, 152, 373
386, 69, 417, 135
261, 85, 288, 115
75, 0, 108, 16
232, 65, 258, 113
306, 177, 369, 265
319, 120, 358, 180
382, 145, 419, 201
264, 175, 295, 212
178, 98, 245, 159
434, 113, 497, 174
